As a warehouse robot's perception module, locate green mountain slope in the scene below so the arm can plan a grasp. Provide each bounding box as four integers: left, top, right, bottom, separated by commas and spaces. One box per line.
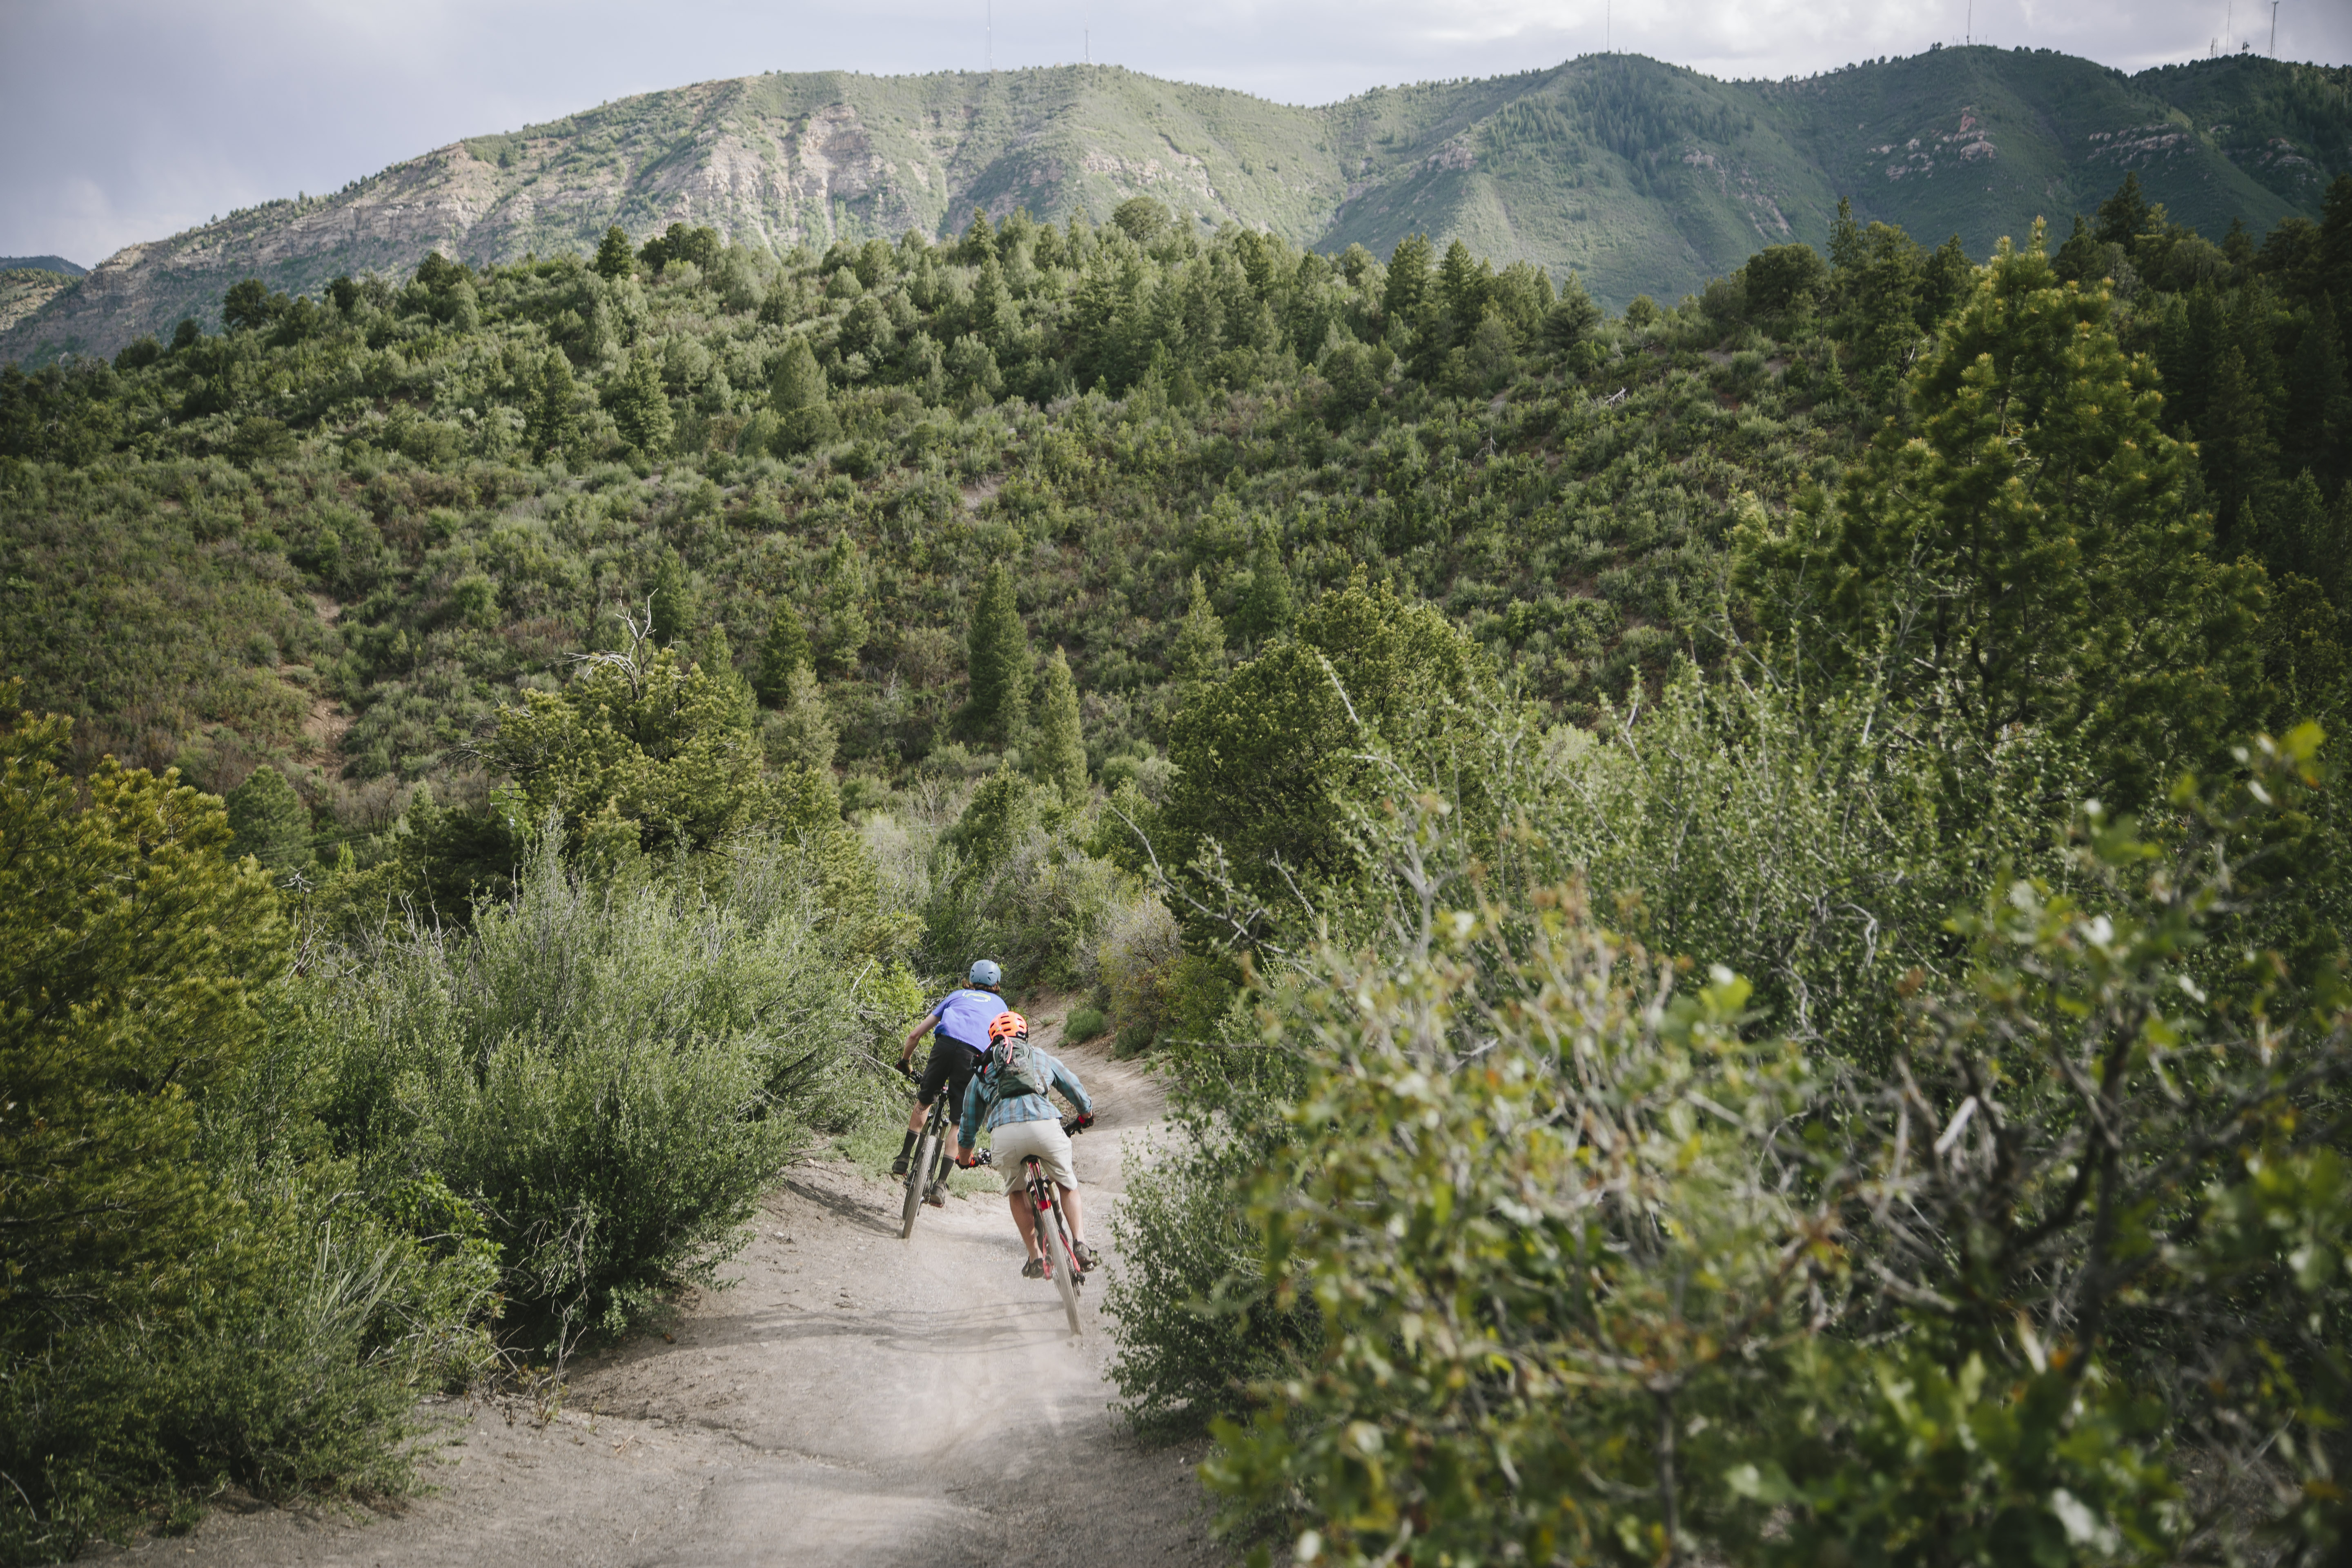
5, 50, 2347, 365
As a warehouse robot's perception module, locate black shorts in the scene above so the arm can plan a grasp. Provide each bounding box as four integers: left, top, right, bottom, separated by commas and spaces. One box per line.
916, 1036, 984, 1116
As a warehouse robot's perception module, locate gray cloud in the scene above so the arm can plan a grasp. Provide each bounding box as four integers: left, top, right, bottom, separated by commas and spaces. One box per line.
2, 0, 2344, 264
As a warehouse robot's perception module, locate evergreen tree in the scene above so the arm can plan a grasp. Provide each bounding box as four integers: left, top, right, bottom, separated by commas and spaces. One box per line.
526, 350, 579, 457
768, 336, 837, 453
1541, 270, 1604, 350
592, 225, 635, 281
2197, 345, 2279, 546
1234, 532, 1296, 643
650, 549, 696, 646
818, 535, 869, 675
224, 763, 312, 876
760, 661, 837, 775
1437, 240, 1487, 331
2095, 172, 2152, 250
2258, 469, 2348, 611
959, 207, 998, 264
1384, 234, 1433, 327
966, 561, 1031, 744
755, 603, 813, 707
2283, 296, 2349, 485
2052, 214, 2104, 285
1169, 570, 1226, 695
1737, 229, 2263, 806
1034, 646, 1087, 804
608, 346, 674, 455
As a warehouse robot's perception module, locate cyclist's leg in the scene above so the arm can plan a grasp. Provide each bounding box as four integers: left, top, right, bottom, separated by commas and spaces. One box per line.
1058, 1184, 1087, 1247
1008, 1185, 1041, 1260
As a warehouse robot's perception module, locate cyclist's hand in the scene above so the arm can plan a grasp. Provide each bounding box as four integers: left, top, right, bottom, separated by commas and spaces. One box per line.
956, 1151, 977, 1169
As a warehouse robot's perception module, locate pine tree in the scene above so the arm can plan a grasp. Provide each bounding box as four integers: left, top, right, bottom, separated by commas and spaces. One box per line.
592, 225, 635, 281
526, 350, 579, 457
760, 662, 837, 775
755, 604, 813, 707
650, 549, 696, 646
2198, 345, 2279, 546
1383, 234, 1433, 327
966, 561, 1031, 744
1437, 240, 1488, 330
608, 346, 674, 455
1169, 570, 1227, 693
2095, 172, 2152, 250
818, 535, 869, 675
1034, 646, 1087, 804
1234, 533, 1296, 643
224, 764, 312, 875
768, 336, 837, 453
1737, 229, 2263, 806
2284, 296, 2349, 486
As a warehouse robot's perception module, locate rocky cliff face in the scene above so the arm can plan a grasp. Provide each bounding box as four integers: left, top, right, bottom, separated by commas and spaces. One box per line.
7, 53, 2342, 366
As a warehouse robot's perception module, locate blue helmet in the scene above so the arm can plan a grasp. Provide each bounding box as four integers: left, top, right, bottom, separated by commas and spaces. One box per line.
968, 958, 1003, 989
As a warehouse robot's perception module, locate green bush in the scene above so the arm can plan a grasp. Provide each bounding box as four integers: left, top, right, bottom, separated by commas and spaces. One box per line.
1, 688, 491, 1562
309, 830, 899, 1347
1064, 1004, 1107, 1042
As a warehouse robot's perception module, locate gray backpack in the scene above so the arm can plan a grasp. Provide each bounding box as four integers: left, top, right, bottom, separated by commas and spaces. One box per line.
983, 1035, 1049, 1102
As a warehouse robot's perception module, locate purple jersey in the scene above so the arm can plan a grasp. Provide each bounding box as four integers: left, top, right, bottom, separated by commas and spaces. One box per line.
926, 988, 1006, 1053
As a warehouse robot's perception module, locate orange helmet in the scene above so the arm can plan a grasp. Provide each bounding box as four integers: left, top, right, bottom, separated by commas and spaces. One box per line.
987, 1010, 1029, 1043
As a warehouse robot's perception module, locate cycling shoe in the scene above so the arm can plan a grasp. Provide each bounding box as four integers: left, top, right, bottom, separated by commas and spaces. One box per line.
924, 1180, 948, 1208
1021, 1258, 1044, 1279
1074, 1243, 1102, 1272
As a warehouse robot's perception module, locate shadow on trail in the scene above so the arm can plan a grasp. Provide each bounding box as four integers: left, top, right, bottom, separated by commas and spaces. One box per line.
775, 1174, 903, 1237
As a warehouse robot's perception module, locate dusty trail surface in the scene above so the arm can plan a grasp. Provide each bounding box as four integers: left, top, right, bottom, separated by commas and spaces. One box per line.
138, 1030, 1223, 1568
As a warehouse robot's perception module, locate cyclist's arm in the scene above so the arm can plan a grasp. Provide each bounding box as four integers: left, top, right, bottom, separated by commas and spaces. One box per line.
1049, 1058, 1093, 1117
956, 1075, 986, 1152
901, 1007, 942, 1066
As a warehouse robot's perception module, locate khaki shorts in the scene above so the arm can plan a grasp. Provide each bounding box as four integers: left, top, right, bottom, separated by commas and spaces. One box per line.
989, 1117, 1076, 1195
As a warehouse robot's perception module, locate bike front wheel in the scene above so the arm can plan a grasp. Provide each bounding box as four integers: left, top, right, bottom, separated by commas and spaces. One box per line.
901, 1125, 938, 1240
1033, 1176, 1083, 1336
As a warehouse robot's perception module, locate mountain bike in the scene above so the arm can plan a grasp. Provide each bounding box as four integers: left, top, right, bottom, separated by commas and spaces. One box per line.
1025, 1115, 1094, 1336
899, 1069, 957, 1241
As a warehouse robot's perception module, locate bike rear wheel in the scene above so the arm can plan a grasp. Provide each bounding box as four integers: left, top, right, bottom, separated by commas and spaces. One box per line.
1029, 1165, 1082, 1336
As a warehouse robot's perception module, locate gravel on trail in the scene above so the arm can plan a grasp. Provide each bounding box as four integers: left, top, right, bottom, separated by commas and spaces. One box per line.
122, 1030, 1228, 1568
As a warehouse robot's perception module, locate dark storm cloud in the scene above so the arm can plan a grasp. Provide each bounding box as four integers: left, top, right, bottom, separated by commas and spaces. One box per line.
2, 0, 2344, 264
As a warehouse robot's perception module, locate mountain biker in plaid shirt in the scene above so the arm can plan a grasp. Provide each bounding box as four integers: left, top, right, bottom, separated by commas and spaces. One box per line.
958, 1011, 1101, 1279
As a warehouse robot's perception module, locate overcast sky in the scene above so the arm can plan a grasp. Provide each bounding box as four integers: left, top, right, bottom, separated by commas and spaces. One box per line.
3, 0, 2344, 266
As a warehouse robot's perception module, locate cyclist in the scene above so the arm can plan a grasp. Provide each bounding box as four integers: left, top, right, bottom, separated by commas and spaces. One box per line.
958, 1011, 1101, 1278
896, 959, 1005, 1206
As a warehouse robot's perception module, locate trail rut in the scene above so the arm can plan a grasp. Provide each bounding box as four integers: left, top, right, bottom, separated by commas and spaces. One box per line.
138, 1032, 1223, 1568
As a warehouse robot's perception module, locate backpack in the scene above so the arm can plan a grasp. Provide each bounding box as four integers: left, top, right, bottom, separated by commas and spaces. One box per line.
982, 1035, 1050, 1103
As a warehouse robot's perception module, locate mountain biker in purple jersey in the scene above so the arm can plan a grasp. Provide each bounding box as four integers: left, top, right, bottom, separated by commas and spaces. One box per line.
895, 959, 1004, 1206
958, 1010, 1100, 1278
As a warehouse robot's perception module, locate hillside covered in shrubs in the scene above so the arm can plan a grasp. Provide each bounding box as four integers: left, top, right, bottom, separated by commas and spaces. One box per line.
6, 164, 2352, 1563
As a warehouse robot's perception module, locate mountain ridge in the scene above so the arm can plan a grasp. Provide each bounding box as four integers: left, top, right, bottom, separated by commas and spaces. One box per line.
6, 49, 2348, 366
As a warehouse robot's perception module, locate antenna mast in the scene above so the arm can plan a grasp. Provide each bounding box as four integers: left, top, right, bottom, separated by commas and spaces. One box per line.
2270, 1, 2279, 55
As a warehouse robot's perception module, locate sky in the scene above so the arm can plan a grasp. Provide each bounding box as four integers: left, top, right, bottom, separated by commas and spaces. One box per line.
2, 0, 2345, 266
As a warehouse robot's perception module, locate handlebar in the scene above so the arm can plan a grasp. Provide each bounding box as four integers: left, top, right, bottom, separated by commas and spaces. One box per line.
1063, 1114, 1094, 1136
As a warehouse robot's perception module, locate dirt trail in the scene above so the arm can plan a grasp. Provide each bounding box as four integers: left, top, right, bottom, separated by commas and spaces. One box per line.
139, 1029, 1225, 1568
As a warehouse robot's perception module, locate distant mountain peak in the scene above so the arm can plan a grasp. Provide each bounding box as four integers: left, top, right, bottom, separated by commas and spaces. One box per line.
5, 52, 2346, 367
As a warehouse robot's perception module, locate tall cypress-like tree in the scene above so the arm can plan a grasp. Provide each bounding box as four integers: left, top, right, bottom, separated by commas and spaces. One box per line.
1383, 234, 1433, 329
224, 764, 312, 876
650, 549, 696, 646
1034, 646, 1087, 804
593, 225, 635, 281
1234, 533, 1296, 644
1169, 570, 1226, 694
818, 536, 869, 675
2284, 297, 2349, 486
755, 604, 813, 707
608, 346, 674, 455
966, 561, 1031, 744
2198, 345, 2279, 546
526, 350, 579, 457
769, 337, 837, 453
